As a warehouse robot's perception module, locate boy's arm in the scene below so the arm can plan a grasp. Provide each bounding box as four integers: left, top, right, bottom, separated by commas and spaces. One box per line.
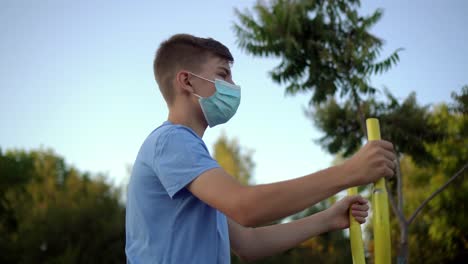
187, 140, 395, 226
228, 195, 369, 262
189, 165, 345, 227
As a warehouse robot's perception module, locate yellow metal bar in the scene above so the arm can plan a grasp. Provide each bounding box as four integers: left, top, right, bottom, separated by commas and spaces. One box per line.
348, 187, 366, 264
367, 118, 391, 264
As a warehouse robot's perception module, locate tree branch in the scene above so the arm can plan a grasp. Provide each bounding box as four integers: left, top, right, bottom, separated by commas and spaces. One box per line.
396, 153, 403, 211
385, 178, 407, 226
349, 87, 367, 138
407, 162, 468, 225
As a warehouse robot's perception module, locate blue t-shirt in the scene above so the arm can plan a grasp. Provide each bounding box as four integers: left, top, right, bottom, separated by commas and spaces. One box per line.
125, 121, 230, 264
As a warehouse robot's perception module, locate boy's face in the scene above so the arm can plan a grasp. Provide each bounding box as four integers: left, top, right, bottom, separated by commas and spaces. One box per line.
190, 56, 234, 98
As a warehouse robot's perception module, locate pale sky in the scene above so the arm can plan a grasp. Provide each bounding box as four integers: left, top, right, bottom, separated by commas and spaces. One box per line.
1, 0, 467, 190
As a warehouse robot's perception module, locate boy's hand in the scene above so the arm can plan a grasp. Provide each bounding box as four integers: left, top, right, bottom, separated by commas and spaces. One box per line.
326, 195, 369, 231
342, 140, 396, 187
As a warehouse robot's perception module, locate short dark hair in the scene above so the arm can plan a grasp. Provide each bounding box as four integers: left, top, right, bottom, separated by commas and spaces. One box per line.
153, 34, 234, 104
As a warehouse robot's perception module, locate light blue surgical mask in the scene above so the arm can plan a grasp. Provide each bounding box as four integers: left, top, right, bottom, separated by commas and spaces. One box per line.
190, 72, 241, 128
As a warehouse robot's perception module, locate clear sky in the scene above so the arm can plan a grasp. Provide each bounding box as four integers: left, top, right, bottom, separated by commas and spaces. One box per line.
1, 0, 467, 189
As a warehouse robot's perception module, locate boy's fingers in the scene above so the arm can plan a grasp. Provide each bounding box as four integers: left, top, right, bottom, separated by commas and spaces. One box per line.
354, 216, 366, 224
343, 196, 359, 207
385, 158, 396, 171
346, 195, 368, 205
351, 210, 368, 217
377, 140, 394, 152
384, 167, 395, 178
351, 204, 369, 211
381, 148, 396, 161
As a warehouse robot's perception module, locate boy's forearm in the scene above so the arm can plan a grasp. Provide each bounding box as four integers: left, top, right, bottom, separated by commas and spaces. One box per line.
238, 210, 333, 262
240, 165, 349, 226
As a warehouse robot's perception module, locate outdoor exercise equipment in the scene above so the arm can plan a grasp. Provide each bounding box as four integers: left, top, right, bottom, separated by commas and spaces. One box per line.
348, 118, 391, 264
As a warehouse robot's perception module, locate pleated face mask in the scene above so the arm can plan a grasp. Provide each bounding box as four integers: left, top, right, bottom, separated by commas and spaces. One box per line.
190, 72, 241, 128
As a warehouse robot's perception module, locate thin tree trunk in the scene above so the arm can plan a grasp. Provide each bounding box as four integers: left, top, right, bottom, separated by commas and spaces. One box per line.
386, 162, 467, 264
386, 178, 408, 264
350, 87, 367, 137
397, 224, 409, 264
396, 153, 403, 212
347, 86, 467, 264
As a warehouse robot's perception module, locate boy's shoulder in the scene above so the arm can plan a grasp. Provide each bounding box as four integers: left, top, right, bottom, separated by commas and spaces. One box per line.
146, 121, 203, 145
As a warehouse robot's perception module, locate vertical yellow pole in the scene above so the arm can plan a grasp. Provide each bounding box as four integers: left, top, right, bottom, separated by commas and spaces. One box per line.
348, 186, 366, 264
367, 118, 391, 264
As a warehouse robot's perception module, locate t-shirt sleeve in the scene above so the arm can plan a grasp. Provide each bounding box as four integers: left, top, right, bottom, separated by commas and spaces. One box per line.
153, 127, 220, 198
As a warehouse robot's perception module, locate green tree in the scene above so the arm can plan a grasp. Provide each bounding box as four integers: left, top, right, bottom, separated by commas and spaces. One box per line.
213, 132, 255, 185
235, 0, 443, 164
234, 0, 402, 131
0, 148, 126, 264
233, 0, 466, 262
391, 90, 468, 263
309, 91, 444, 164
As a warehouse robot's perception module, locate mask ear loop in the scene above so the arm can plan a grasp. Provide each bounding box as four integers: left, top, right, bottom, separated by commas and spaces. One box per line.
188, 72, 215, 84
183, 71, 200, 99
187, 71, 215, 99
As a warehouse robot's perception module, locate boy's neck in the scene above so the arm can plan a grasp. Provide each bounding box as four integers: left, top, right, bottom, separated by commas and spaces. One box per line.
167, 110, 207, 138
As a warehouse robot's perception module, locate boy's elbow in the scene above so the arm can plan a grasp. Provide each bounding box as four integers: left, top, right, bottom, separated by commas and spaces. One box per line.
234, 248, 261, 263
236, 254, 256, 263
231, 229, 258, 263
231, 189, 260, 227
235, 211, 257, 227
232, 251, 250, 263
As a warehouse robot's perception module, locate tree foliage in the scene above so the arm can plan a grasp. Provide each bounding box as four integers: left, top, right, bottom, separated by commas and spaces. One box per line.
233, 0, 467, 262
234, 0, 402, 104
387, 91, 468, 263
0, 148, 125, 264
213, 133, 255, 185
308, 90, 446, 165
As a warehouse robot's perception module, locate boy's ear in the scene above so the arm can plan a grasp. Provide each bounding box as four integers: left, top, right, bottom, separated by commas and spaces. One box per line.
175, 71, 194, 94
